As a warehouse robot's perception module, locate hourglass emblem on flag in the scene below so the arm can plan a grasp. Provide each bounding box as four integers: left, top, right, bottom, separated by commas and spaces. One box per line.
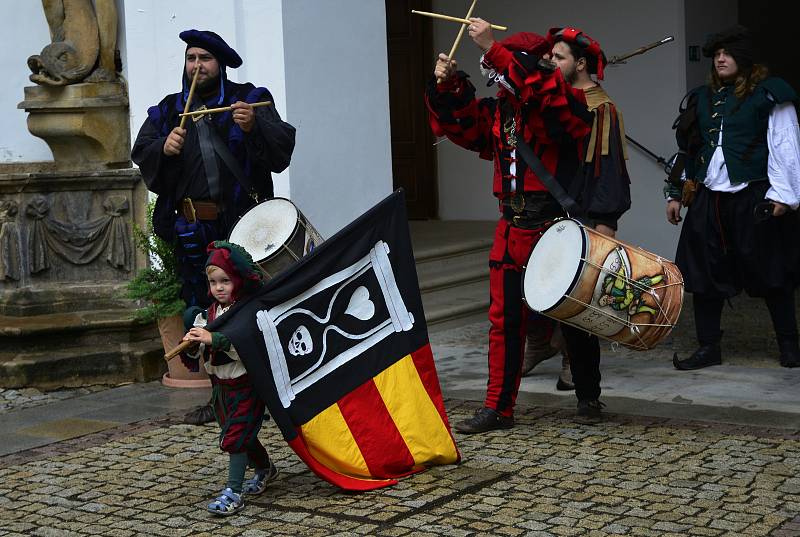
256, 240, 415, 408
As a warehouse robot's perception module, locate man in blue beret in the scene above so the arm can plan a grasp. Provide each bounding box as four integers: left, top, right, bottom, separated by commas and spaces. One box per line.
132, 29, 296, 424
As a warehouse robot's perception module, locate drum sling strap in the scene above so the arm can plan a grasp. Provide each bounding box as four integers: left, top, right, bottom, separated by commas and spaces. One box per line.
195, 117, 257, 202
514, 138, 587, 222
194, 118, 222, 201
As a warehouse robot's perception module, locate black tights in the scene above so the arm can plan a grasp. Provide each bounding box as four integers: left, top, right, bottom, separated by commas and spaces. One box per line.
694, 292, 798, 346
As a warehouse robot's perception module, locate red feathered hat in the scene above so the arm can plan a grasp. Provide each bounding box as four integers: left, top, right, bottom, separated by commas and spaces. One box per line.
547, 27, 606, 80
499, 32, 551, 56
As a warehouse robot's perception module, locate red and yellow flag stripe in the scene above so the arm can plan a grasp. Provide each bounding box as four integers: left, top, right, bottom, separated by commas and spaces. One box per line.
296, 344, 460, 487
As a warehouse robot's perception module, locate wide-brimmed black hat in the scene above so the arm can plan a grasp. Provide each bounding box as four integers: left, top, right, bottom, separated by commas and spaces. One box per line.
702, 25, 753, 71
179, 29, 242, 68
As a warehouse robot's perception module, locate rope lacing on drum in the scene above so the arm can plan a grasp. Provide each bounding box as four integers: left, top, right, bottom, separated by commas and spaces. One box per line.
556, 256, 684, 351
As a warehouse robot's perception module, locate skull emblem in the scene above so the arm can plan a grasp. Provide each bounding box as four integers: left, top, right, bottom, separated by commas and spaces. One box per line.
288, 325, 313, 357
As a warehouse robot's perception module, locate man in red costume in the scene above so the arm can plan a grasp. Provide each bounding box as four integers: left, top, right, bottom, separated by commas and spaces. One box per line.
426, 21, 629, 432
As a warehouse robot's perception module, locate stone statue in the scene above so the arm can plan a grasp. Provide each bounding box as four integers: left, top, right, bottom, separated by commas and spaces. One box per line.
27, 0, 118, 86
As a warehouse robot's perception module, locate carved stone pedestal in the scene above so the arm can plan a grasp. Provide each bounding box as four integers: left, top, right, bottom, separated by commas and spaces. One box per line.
0, 167, 164, 389
18, 82, 130, 171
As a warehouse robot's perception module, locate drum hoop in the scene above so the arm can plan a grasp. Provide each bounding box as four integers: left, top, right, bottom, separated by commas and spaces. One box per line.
559, 286, 681, 350
523, 218, 587, 313
227, 197, 301, 263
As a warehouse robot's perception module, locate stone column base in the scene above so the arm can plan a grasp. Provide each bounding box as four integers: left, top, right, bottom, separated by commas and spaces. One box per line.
18, 82, 130, 171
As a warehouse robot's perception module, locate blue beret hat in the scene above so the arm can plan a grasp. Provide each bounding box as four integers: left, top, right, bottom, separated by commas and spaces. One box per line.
179, 29, 242, 68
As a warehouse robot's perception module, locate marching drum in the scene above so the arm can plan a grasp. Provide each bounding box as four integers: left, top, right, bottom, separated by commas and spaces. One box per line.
522, 219, 684, 350
228, 198, 324, 279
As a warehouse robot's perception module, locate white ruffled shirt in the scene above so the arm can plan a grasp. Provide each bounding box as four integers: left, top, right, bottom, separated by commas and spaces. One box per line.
675, 100, 800, 209
187, 303, 247, 380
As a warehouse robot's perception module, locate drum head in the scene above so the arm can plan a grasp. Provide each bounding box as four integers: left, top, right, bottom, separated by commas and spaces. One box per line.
228, 198, 299, 263
523, 219, 586, 312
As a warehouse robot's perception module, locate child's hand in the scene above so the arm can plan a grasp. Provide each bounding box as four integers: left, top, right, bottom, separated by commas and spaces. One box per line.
183, 327, 213, 346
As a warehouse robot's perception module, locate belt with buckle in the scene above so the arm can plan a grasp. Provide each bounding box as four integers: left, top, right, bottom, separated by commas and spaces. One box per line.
509, 213, 554, 230
181, 198, 219, 223
508, 193, 527, 213
500, 193, 563, 226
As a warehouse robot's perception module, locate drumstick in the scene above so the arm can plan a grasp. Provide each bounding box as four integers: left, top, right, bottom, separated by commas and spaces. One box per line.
179, 66, 201, 130
411, 10, 507, 31
164, 339, 195, 361
178, 100, 273, 118
436, 0, 478, 85
448, 0, 478, 58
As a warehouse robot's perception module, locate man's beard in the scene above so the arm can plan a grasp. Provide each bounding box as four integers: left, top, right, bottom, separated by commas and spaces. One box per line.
196, 74, 221, 95
563, 67, 577, 85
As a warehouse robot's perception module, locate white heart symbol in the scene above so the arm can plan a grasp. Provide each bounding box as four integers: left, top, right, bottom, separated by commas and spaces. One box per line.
345, 286, 375, 321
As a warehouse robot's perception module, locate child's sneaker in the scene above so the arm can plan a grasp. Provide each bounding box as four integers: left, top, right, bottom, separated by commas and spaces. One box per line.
206, 488, 244, 516
242, 461, 279, 495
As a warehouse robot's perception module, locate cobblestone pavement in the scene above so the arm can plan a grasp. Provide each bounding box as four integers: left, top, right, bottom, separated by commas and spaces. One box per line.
1, 400, 799, 536
0, 385, 113, 415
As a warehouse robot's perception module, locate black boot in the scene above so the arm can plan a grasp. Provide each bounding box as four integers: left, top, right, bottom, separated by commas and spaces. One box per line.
778, 339, 800, 368
673, 344, 721, 370
454, 407, 514, 434
576, 399, 605, 423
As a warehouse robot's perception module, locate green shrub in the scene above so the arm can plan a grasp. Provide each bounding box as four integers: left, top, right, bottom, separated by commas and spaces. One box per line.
126, 199, 185, 322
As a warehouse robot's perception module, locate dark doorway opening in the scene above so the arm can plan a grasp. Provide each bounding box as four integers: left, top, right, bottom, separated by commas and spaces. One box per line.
739, 1, 800, 92
385, 0, 438, 219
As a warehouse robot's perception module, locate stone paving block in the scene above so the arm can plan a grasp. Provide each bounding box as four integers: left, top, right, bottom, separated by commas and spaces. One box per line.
615, 516, 657, 529
686, 527, 723, 536
30, 529, 78, 537
549, 526, 585, 536
517, 520, 551, 532
708, 518, 749, 532
575, 517, 606, 530
600, 522, 630, 534
652, 521, 692, 532
239, 531, 275, 537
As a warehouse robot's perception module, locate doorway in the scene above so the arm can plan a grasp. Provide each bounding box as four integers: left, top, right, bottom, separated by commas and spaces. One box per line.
738, 1, 800, 92
385, 0, 438, 219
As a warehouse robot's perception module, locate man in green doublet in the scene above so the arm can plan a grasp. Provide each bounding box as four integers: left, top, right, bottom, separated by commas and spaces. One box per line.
666, 26, 800, 370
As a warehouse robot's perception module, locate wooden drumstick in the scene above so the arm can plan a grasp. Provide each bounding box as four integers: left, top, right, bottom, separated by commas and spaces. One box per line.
411, 10, 507, 31
178, 101, 273, 118
448, 0, 478, 59
436, 0, 477, 85
179, 66, 201, 130
164, 339, 196, 361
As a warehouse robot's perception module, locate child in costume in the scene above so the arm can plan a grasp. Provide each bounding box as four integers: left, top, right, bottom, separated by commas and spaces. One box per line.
181, 240, 277, 516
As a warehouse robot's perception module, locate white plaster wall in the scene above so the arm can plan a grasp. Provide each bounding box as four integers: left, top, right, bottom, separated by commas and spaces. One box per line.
431, 0, 690, 257
281, 0, 393, 238
0, 1, 54, 162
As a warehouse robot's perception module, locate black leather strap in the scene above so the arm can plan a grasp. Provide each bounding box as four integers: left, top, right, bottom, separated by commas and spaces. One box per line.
514, 140, 586, 220
194, 118, 222, 201
208, 125, 254, 194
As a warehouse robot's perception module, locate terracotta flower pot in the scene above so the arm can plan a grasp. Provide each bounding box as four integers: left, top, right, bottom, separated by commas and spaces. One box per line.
158, 314, 210, 388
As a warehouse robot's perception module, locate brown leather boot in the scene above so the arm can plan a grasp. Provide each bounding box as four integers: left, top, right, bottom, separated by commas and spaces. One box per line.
522, 323, 559, 377
556, 353, 574, 391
